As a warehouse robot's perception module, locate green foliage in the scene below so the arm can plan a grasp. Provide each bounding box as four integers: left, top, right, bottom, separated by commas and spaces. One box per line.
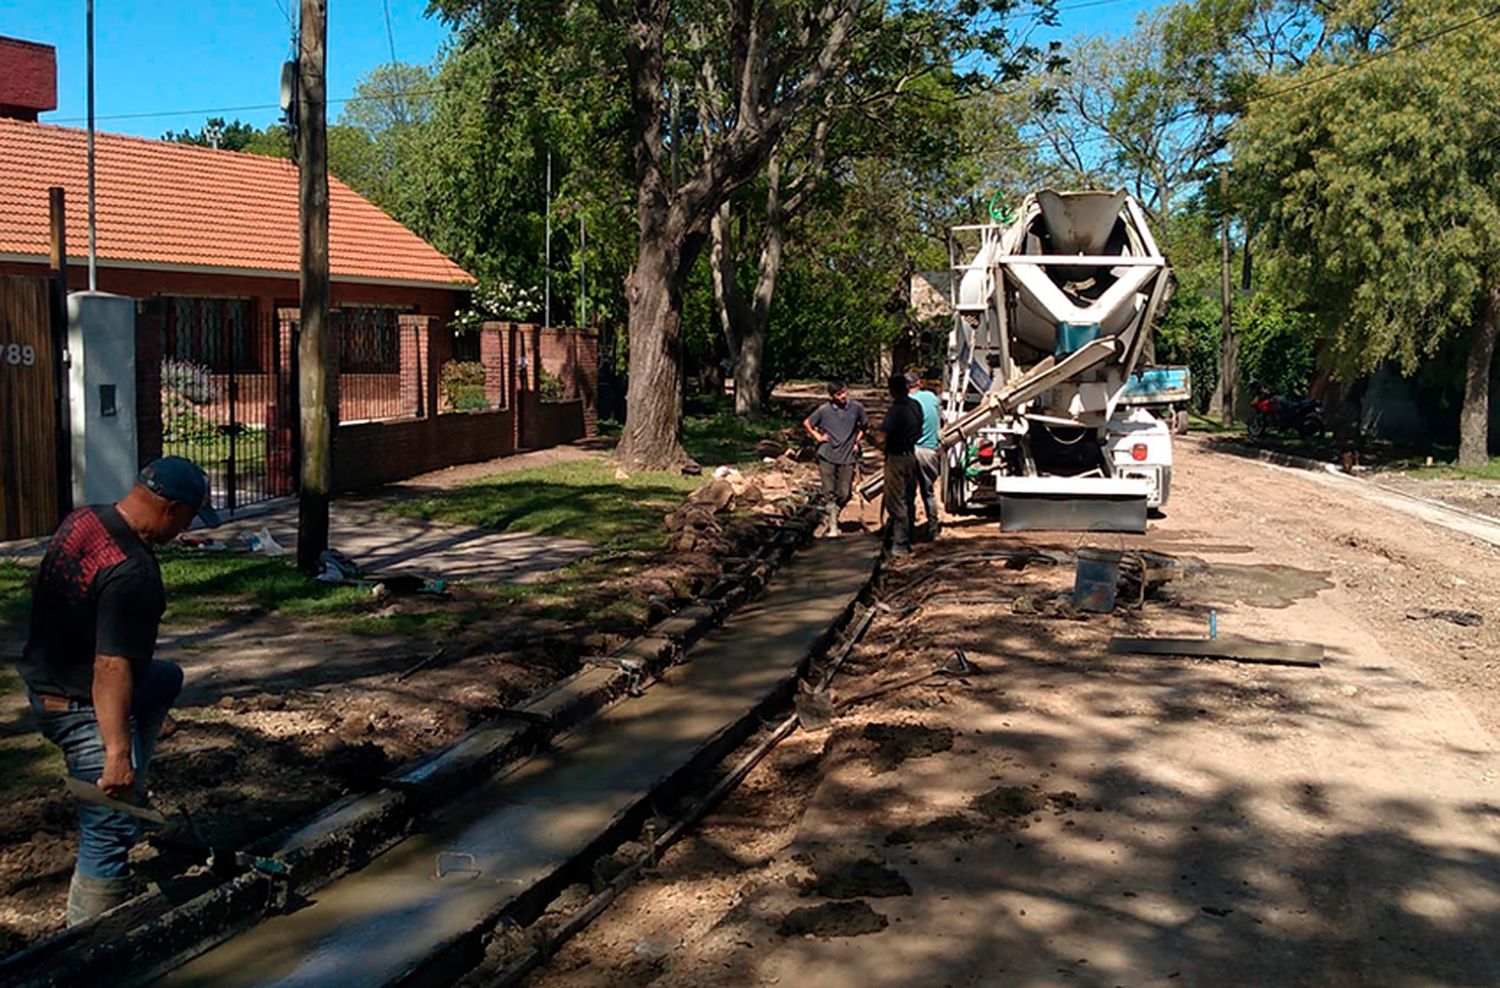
162, 393, 220, 444
1236, 290, 1315, 397
440, 360, 491, 411
536, 368, 566, 403
1155, 291, 1221, 411
162, 117, 265, 151
1234, 0, 1500, 380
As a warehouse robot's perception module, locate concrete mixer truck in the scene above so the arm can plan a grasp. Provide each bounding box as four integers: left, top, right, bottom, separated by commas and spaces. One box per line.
866, 189, 1184, 533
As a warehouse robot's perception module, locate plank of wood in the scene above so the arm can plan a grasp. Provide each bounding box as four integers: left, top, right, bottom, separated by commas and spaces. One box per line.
1107, 636, 1324, 668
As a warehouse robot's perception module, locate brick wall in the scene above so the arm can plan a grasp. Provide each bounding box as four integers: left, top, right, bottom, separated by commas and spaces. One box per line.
332, 408, 517, 491
0, 38, 58, 121
133, 308, 602, 493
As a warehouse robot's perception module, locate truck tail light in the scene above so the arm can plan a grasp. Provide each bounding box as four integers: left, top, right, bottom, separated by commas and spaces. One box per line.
1131, 443, 1148, 462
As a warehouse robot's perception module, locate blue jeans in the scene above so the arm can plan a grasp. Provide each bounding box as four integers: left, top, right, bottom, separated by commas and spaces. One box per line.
31, 660, 184, 878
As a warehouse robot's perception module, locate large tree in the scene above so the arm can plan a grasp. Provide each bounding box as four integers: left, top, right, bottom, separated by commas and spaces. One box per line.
436, 0, 1051, 467
1235, 0, 1500, 464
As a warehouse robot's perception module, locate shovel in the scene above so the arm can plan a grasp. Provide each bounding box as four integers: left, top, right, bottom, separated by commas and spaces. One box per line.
795, 648, 978, 731
62, 777, 290, 877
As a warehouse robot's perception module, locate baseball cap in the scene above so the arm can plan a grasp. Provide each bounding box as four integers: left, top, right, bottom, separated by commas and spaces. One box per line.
137, 457, 222, 527
904, 370, 921, 388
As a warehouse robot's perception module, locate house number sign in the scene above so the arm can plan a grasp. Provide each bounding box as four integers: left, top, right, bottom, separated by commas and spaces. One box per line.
2, 344, 38, 367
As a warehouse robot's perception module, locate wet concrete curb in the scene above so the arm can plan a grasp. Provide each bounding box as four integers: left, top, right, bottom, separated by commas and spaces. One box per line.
1186, 436, 1340, 475
0, 505, 820, 988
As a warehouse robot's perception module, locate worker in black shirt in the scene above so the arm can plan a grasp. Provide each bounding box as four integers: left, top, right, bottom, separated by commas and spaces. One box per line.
17, 457, 218, 924
875, 372, 924, 558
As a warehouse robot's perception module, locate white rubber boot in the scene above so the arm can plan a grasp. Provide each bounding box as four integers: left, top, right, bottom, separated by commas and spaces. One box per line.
824, 503, 840, 538
66, 870, 133, 926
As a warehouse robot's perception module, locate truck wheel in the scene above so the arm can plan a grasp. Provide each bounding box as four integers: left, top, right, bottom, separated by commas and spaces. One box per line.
1174, 409, 1190, 434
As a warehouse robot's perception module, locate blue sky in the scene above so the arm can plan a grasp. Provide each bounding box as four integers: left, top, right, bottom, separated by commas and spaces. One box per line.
1, 0, 1159, 140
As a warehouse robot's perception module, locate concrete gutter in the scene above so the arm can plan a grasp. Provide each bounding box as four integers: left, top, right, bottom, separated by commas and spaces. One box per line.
150, 533, 879, 988
1186, 436, 1500, 551
0, 506, 821, 988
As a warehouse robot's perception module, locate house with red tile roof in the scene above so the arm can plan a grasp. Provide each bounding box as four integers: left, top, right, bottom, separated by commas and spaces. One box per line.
0, 36, 474, 382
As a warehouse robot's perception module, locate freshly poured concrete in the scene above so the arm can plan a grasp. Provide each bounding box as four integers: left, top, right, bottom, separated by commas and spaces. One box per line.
158, 535, 876, 988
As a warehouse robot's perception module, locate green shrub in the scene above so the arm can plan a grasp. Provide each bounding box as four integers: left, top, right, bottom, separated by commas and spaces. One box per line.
162, 358, 218, 405
440, 360, 490, 411
538, 368, 567, 403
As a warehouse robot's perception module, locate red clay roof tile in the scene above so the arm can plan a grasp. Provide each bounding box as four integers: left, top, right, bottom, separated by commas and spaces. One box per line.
0, 117, 474, 288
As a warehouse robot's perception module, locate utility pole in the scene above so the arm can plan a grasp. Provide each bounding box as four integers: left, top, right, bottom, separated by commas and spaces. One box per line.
1216, 164, 1235, 426
544, 149, 552, 328
296, 0, 331, 574
85, 0, 98, 292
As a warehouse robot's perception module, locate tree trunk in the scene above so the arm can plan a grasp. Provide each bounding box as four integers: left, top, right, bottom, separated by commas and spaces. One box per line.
618, 235, 688, 469
737, 155, 786, 419
1458, 286, 1499, 468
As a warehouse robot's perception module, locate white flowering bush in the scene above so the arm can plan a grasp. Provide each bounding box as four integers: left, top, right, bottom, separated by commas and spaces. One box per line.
453, 278, 544, 332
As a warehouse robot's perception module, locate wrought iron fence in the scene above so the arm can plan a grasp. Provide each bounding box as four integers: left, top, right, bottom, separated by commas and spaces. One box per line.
333, 307, 414, 423
159, 309, 294, 511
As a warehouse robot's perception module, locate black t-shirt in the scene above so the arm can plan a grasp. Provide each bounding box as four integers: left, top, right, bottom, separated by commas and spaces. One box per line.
17, 506, 165, 701
879, 397, 924, 456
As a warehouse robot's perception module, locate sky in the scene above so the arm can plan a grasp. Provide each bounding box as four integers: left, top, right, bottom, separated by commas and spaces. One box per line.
0, 0, 1160, 140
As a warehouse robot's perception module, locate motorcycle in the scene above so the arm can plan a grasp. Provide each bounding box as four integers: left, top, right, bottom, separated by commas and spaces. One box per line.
1247, 386, 1324, 440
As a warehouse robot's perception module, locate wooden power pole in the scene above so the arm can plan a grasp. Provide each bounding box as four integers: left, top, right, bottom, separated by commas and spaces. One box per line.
296, 0, 331, 574
1216, 164, 1235, 427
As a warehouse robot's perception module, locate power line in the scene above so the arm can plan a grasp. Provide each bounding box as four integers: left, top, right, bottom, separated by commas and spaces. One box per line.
381, 0, 410, 124
1243, 3, 1500, 104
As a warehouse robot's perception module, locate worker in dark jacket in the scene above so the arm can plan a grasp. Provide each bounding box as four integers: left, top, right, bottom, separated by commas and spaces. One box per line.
875, 372, 924, 558
17, 457, 218, 924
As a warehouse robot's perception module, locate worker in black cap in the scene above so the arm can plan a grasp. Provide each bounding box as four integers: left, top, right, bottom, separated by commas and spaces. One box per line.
16, 456, 219, 924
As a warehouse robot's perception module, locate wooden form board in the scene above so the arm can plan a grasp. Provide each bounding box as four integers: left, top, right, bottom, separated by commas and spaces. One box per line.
0, 275, 60, 541
1108, 636, 1324, 668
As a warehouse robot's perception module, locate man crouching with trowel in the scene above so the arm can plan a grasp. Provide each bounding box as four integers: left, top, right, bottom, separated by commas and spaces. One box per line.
16, 457, 218, 924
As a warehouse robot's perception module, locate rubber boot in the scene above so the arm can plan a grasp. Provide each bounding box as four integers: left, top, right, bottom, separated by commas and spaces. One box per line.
824, 503, 840, 538
66, 870, 133, 927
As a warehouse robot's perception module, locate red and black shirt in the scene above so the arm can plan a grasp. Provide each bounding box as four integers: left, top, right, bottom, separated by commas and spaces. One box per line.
16, 506, 165, 702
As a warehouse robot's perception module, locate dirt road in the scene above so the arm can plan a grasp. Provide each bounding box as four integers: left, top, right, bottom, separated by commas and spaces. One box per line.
528, 440, 1500, 987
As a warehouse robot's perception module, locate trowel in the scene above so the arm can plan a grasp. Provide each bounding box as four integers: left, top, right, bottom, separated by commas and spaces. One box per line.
62, 777, 289, 877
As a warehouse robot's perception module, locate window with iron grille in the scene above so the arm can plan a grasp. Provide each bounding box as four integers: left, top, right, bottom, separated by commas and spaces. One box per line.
335, 307, 402, 374
161, 297, 259, 372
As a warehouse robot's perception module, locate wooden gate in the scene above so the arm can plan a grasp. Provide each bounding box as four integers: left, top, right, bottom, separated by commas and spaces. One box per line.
0, 275, 61, 540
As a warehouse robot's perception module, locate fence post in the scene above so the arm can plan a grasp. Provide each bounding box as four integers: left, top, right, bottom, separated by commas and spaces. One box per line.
134, 300, 163, 467
398, 315, 427, 416
480, 322, 504, 409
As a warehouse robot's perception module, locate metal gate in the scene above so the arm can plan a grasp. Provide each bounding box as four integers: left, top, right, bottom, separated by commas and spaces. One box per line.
0, 275, 64, 540
156, 300, 296, 512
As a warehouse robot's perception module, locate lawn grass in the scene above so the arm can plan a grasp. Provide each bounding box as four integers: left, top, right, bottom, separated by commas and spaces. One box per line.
0, 552, 374, 635
0, 562, 32, 630
386, 458, 702, 548
1187, 412, 1245, 436
681, 395, 800, 465
1394, 455, 1500, 482
0, 667, 63, 792
154, 550, 370, 623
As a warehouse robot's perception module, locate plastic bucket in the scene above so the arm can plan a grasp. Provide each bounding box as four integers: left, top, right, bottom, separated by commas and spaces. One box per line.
1073, 547, 1123, 613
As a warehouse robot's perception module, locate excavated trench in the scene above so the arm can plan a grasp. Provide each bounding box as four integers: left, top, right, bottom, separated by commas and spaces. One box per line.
3, 513, 882, 988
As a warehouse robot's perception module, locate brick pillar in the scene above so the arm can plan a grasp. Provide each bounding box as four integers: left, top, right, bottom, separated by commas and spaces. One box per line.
398, 315, 446, 417
429, 319, 451, 415
134, 299, 164, 467
480, 322, 505, 409
579, 329, 599, 437
398, 316, 427, 417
